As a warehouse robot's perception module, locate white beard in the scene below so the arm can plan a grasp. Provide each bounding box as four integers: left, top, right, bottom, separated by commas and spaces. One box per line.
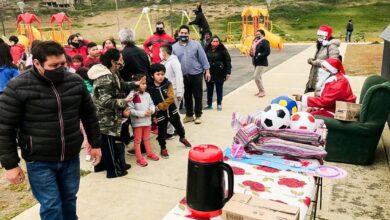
315, 68, 331, 96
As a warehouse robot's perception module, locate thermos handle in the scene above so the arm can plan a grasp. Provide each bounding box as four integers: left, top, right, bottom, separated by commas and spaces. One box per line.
220, 162, 234, 205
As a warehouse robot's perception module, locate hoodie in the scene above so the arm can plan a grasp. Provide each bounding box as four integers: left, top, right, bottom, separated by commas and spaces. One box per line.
0, 65, 19, 93
161, 55, 184, 98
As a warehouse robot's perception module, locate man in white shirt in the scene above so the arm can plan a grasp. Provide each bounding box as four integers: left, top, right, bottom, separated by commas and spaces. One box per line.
160, 45, 184, 137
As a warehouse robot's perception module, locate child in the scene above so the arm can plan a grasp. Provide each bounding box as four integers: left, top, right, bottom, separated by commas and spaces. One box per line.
75, 67, 93, 161
148, 64, 192, 158
84, 42, 101, 68
128, 74, 160, 167
71, 54, 83, 71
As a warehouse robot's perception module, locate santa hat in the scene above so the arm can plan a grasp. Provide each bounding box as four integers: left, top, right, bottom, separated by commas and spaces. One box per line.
322, 58, 345, 74
317, 25, 333, 40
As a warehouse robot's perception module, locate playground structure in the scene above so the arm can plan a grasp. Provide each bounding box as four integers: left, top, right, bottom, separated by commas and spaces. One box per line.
16, 12, 72, 47
133, 7, 200, 39
227, 6, 283, 55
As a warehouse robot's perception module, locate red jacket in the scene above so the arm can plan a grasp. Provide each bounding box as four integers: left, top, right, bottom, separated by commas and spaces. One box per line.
64, 39, 90, 62
84, 56, 100, 69
143, 32, 175, 64
10, 44, 25, 65
302, 73, 356, 117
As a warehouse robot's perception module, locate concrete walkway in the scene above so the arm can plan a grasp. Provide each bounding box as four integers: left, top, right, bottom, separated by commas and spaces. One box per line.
13, 44, 390, 220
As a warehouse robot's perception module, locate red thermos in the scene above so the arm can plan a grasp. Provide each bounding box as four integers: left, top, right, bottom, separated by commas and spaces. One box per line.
186, 144, 234, 218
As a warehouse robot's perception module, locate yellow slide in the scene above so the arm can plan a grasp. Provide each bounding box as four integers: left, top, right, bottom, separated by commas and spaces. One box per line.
240, 28, 283, 55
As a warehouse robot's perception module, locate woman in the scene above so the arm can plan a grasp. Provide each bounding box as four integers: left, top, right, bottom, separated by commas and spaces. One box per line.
0, 43, 19, 95
204, 35, 232, 111
87, 48, 144, 178
101, 38, 117, 54
305, 25, 340, 94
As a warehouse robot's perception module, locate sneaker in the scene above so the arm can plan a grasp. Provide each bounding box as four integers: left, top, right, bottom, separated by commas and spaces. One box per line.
166, 133, 175, 140
160, 149, 169, 159
195, 117, 202, 124
179, 138, 192, 148
136, 159, 148, 167
217, 105, 222, 111
204, 105, 212, 110
183, 116, 195, 123
85, 154, 92, 161
147, 153, 160, 161
127, 149, 136, 156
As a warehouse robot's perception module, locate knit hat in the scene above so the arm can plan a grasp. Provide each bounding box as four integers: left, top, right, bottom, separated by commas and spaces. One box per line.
322, 58, 345, 74
317, 25, 333, 40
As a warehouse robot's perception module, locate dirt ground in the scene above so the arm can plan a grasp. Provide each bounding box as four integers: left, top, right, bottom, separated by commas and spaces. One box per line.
0, 168, 37, 220
344, 44, 384, 76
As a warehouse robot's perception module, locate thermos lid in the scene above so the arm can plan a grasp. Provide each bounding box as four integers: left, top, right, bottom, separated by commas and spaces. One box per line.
189, 144, 223, 163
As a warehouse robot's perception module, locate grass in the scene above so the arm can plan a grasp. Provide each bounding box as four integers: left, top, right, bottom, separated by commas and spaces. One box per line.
344, 44, 383, 76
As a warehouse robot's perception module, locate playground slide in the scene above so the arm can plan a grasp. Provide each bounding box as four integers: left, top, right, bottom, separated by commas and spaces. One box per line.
240, 30, 283, 55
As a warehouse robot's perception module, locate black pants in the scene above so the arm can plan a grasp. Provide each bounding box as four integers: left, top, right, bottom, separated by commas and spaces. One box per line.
206, 81, 224, 106
184, 73, 203, 117
98, 134, 127, 178
157, 112, 185, 150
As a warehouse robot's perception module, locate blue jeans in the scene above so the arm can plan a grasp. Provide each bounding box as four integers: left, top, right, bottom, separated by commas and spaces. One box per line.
346, 31, 352, 42
206, 81, 224, 106
26, 157, 80, 220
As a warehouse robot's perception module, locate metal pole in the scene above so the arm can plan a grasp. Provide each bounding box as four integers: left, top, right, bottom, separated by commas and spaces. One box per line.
115, 0, 119, 32
169, 0, 173, 36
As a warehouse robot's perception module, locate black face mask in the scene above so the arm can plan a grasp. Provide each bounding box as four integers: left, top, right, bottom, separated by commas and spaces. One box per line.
71, 42, 81, 48
156, 28, 164, 35
43, 66, 66, 83
180, 35, 189, 42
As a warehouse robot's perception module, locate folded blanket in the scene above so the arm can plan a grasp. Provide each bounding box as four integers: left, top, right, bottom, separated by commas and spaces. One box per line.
259, 129, 324, 146
234, 123, 259, 146
248, 137, 327, 159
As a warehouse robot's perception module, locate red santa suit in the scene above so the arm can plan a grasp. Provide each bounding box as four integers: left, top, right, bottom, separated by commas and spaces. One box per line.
301, 58, 356, 118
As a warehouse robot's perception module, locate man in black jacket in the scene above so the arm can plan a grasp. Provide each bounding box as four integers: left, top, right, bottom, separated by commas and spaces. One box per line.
345, 19, 353, 42
0, 41, 101, 220
252, 29, 271, 97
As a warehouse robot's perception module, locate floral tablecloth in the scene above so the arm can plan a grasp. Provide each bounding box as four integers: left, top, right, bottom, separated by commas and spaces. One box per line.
163, 159, 317, 220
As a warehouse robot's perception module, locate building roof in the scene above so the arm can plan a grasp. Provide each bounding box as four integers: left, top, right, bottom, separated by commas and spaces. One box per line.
380, 25, 390, 41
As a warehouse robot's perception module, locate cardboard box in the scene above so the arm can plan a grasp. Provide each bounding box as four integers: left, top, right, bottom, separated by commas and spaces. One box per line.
222, 193, 300, 220
334, 101, 361, 121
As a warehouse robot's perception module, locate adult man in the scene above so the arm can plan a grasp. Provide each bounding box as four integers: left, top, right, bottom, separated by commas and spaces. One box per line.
252, 29, 270, 97
84, 42, 101, 68
293, 58, 356, 118
0, 41, 102, 220
119, 28, 150, 81
144, 21, 175, 64
160, 44, 184, 137
345, 19, 354, 42
64, 33, 89, 61
173, 25, 210, 124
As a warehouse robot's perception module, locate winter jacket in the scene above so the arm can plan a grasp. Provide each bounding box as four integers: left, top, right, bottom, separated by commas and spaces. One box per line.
148, 79, 178, 122
305, 39, 340, 93
0, 67, 101, 170
84, 56, 100, 69
128, 91, 155, 127
0, 65, 19, 93
189, 11, 210, 34
346, 22, 354, 32
143, 32, 175, 64
252, 38, 270, 67
64, 39, 90, 62
302, 72, 356, 117
120, 44, 150, 81
88, 64, 137, 137
205, 44, 232, 83
10, 44, 25, 65
161, 55, 184, 98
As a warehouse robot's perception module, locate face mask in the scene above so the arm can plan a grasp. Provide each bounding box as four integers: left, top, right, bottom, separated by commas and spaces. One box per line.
255, 36, 261, 40
180, 35, 189, 42
43, 66, 66, 83
156, 28, 164, 35
117, 63, 124, 71
71, 42, 81, 48
159, 52, 165, 61
322, 40, 330, 46
211, 42, 220, 47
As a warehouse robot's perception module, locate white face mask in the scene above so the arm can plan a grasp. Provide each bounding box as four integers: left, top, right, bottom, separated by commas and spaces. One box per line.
159, 52, 165, 61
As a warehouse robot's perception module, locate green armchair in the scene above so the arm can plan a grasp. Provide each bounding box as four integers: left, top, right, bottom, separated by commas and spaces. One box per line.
318, 75, 390, 165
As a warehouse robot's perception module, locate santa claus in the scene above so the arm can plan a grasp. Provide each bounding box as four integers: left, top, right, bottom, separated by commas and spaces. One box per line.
294, 58, 356, 118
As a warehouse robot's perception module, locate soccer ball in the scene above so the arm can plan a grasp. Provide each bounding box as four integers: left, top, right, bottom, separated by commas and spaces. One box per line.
290, 112, 317, 132
260, 104, 290, 130
271, 96, 298, 116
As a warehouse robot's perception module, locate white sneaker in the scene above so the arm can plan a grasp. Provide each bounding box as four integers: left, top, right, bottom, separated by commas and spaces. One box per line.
85, 154, 92, 162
